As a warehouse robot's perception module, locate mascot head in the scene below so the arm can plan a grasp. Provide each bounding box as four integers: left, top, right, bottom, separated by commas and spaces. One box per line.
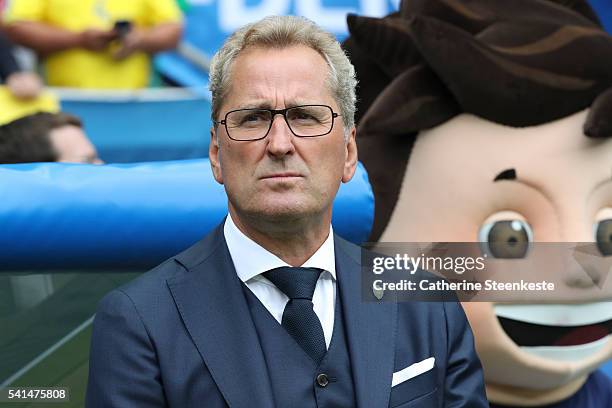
346, 0, 612, 405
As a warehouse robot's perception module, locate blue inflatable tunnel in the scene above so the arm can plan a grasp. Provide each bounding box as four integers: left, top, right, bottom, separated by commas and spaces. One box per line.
0, 160, 374, 271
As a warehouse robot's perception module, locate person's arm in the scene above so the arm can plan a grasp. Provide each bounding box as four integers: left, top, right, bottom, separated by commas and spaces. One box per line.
4, 21, 116, 54
113, 22, 182, 60
0, 31, 42, 99
442, 301, 489, 407
86, 290, 166, 408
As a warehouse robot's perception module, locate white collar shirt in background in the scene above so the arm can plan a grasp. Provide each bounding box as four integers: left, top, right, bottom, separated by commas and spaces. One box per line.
224, 214, 337, 348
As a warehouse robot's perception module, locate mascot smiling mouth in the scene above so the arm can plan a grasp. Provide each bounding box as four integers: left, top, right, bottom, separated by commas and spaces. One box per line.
495, 303, 612, 360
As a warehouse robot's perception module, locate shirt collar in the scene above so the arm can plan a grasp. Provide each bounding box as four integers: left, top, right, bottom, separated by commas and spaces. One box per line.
224, 214, 336, 283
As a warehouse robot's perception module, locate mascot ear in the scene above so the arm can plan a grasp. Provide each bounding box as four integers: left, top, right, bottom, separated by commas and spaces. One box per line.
359, 65, 458, 136
408, 14, 612, 126
585, 87, 612, 138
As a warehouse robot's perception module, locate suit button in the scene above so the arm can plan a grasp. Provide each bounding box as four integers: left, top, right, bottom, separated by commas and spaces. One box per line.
316, 373, 329, 387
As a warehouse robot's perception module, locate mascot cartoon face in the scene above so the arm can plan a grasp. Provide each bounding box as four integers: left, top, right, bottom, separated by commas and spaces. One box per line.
345, 0, 612, 405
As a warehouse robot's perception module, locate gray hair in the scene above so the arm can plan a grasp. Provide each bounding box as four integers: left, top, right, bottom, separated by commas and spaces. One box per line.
209, 15, 357, 134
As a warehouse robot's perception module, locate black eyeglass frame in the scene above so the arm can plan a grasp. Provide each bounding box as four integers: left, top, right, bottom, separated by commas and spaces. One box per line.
213, 104, 341, 141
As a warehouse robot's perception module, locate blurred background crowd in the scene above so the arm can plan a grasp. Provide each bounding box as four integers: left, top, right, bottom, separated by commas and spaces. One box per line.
0, 0, 185, 164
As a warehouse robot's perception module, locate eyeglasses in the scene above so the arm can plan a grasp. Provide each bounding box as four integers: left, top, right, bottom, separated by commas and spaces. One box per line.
214, 104, 340, 141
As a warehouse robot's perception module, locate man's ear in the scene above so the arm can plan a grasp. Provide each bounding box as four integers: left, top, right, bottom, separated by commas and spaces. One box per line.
342, 126, 358, 183
209, 127, 223, 184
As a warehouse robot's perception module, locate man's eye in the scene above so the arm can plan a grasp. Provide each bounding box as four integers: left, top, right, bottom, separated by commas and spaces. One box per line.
294, 112, 315, 120
235, 112, 269, 126
289, 110, 320, 122
242, 114, 266, 123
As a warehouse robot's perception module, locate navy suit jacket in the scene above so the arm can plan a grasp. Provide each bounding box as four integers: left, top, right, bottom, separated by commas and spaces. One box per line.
86, 223, 488, 407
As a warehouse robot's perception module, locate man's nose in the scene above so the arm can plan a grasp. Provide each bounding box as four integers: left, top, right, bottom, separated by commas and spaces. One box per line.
266, 114, 296, 157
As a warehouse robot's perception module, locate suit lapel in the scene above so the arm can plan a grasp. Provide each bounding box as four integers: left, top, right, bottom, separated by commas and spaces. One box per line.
335, 237, 397, 408
167, 225, 275, 408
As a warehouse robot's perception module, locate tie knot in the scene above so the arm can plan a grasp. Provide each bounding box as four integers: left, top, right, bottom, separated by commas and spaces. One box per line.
263, 266, 323, 300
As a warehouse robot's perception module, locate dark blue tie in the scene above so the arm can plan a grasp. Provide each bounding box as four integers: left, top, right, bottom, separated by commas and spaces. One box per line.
263, 266, 327, 364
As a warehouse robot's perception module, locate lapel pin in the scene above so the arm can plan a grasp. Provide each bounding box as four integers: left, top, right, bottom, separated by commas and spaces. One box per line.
373, 286, 384, 300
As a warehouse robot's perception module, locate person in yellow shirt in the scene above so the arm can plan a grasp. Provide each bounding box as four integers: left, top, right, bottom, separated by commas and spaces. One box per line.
2, 0, 183, 89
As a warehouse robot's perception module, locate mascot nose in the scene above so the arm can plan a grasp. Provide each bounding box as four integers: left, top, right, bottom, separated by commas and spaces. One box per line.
558, 226, 609, 289
564, 251, 609, 289
565, 269, 603, 288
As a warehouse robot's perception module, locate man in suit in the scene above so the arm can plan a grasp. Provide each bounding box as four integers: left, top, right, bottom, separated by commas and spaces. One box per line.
86, 15, 488, 408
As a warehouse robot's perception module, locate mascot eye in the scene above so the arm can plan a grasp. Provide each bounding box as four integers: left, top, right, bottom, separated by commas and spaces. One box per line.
479, 215, 533, 259
594, 209, 612, 256
595, 219, 612, 255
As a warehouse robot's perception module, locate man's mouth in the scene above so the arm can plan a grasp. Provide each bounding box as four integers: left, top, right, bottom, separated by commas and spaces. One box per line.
260, 172, 303, 179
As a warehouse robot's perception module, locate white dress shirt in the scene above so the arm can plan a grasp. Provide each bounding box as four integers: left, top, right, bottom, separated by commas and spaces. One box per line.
224, 214, 336, 348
